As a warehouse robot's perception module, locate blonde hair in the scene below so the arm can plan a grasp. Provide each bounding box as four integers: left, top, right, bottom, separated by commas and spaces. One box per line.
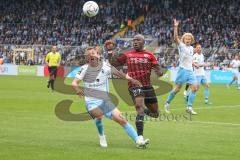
181, 33, 195, 44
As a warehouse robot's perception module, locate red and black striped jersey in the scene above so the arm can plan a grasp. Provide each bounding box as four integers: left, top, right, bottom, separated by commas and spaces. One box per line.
117, 50, 158, 87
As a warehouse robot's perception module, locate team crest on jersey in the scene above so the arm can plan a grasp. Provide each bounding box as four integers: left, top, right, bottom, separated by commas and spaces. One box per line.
129, 57, 148, 63
144, 54, 149, 58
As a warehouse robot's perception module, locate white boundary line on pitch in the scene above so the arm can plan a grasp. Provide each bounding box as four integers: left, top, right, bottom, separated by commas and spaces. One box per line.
188, 121, 240, 126
171, 104, 240, 111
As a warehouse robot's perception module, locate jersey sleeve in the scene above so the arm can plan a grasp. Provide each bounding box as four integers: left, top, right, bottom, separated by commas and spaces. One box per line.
75, 66, 87, 80
149, 53, 158, 66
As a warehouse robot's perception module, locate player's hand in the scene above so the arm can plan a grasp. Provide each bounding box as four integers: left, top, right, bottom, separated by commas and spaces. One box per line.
204, 62, 210, 67
173, 19, 179, 27
155, 69, 163, 77
76, 90, 84, 98
193, 63, 200, 69
131, 79, 142, 87
108, 50, 117, 57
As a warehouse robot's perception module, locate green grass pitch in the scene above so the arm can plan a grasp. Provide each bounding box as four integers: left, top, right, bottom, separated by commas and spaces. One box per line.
0, 76, 240, 160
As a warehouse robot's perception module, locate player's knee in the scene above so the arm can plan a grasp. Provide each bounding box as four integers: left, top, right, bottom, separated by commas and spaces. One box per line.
112, 111, 127, 126
174, 87, 180, 93
118, 118, 127, 126
95, 116, 103, 120
191, 86, 198, 92
196, 85, 200, 91
135, 101, 145, 112
135, 106, 145, 115
118, 114, 128, 126
135, 101, 144, 108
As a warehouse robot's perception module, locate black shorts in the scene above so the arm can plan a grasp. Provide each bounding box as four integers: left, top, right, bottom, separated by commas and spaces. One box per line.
128, 86, 158, 105
48, 66, 58, 78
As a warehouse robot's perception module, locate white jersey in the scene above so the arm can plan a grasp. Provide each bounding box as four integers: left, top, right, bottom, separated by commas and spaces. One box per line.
75, 62, 112, 102
230, 59, 240, 69
230, 59, 240, 76
193, 53, 205, 76
178, 42, 194, 71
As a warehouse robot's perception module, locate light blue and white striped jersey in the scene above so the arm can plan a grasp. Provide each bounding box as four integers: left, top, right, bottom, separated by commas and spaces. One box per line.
76, 62, 111, 102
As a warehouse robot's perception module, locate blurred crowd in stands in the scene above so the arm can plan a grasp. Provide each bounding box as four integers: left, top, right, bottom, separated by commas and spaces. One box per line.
0, 0, 239, 68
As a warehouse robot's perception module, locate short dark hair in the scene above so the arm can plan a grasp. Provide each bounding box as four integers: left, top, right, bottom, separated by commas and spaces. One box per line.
195, 43, 201, 47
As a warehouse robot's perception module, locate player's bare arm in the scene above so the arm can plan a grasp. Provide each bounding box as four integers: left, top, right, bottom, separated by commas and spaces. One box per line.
173, 19, 181, 45
72, 78, 84, 97
110, 65, 142, 86
152, 64, 163, 77
108, 52, 123, 67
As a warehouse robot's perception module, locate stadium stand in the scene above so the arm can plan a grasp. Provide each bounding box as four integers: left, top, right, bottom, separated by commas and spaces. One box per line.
0, 0, 239, 67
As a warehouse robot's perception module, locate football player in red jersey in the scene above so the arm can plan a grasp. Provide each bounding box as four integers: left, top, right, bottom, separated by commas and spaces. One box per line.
107, 34, 163, 141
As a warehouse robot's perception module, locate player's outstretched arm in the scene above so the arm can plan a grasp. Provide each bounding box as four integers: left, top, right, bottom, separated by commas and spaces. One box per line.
110, 65, 142, 86
152, 64, 163, 77
72, 78, 84, 97
108, 52, 126, 67
173, 19, 181, 45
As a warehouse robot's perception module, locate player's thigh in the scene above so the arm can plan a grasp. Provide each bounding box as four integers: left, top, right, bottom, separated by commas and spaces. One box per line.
234, 72, 239, 79
146, 103, 159, 114
143, 86, 159, 113
128, 87, 145, 107
135, 96, 145, 108
196, 76, 202, 85
174, 84, 182, 92
86, 101, 104, 118
175, 68, 188, 86
187, 71, 197, 86
89, 107, 104, 119
52, 67, 58, 78
201, 76, 209, 88
48, 66, 52, 73
48, 66, 57, 78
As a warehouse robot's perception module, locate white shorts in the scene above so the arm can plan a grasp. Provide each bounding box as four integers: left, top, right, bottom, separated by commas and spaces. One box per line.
232, 69, 239, 77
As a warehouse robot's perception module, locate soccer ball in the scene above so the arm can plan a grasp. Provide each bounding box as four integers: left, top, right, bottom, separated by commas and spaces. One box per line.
83, 1, 99, 17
